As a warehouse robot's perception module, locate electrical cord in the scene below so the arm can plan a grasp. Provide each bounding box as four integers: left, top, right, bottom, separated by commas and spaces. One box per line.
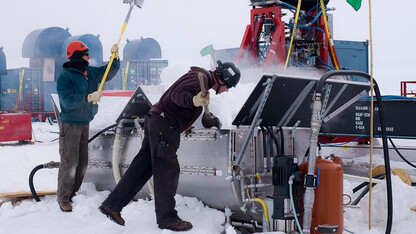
316, 70, 393, 234
388, 138, 416, 169
88, 123, 117, 143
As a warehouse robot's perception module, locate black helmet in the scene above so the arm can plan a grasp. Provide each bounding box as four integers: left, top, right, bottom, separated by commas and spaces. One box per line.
215, 60, 241, 88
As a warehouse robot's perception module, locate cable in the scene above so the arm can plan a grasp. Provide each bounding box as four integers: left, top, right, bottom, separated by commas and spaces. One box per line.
319, 136, 365, 146
265, 126, 280, 156
29, 161, 60, 202
88, 123, 117, 143
29, 165, 44, 202
388, 138, 416, 169
289, 175, 303, 234
316, 70, 393, 234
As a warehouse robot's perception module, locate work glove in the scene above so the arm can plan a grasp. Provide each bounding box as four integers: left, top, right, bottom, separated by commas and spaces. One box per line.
192, 91, 210, 107
87, 91, 103, 103
111, 44, 119, 59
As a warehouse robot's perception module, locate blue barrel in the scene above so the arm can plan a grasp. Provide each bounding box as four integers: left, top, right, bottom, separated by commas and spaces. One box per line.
22, 27, 71, 58
0, 48, 6, 75
62, 34, 103, 66
123, 37, 162, 61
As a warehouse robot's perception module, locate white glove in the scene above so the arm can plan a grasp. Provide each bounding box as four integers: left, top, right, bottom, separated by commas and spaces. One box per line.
192, 91, 210, 107
111, 44, 119, 59
87, 91, 103, 103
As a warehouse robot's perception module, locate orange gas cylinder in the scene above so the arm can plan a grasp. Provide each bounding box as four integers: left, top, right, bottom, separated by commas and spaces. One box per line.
299, 156, 343, 234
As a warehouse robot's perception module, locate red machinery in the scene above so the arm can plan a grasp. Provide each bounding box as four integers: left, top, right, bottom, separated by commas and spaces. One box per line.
400, 81, 416, 97
0, 112, 32, 142
236, 0, 338, 70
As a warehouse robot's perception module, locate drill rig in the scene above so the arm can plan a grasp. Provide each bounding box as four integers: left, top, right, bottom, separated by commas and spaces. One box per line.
236, 0, 338, 71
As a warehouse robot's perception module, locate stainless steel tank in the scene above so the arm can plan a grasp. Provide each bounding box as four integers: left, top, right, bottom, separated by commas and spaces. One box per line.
85, 126, 276, 222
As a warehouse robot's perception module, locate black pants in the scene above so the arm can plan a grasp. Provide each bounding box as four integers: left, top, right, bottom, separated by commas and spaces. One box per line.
102, 112, 181, 225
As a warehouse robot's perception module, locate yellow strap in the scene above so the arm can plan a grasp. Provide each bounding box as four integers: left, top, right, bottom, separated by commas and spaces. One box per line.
13, 68, 25, 111
284, 0, 302, 70
319, 0, 340, 70
123, 60, 130, 90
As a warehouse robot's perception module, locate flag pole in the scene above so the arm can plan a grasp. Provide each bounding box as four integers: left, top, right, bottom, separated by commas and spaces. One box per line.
368, 0, 374, 230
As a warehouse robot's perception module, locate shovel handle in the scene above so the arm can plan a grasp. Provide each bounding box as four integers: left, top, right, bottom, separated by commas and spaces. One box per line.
198, 72, 210, 114
94, 5, 134, 104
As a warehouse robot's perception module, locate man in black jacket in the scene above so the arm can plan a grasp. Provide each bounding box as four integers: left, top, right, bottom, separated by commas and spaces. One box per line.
99, 61, 240, 231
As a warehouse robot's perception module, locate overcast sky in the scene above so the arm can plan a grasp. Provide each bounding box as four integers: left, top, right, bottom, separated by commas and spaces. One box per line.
1, 0, 415, 94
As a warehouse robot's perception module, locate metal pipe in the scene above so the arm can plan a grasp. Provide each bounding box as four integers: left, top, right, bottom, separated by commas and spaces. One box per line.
302, 93, 322, 234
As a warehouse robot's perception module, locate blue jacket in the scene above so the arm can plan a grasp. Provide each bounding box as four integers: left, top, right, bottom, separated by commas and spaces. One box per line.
57, 60, 120, 125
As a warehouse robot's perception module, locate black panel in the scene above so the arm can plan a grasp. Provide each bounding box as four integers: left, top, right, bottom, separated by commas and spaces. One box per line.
232, 74, 370, 127
116, 86, 152, 123
321, 98, 416, 138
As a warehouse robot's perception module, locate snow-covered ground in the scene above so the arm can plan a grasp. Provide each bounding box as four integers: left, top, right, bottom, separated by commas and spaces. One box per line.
1, 122, 416, 233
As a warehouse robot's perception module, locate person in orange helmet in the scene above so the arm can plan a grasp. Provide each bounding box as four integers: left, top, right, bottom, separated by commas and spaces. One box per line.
56, 41, 120, 212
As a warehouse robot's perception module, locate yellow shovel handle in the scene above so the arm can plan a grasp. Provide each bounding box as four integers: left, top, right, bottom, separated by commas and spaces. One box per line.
94, 5, 133, 104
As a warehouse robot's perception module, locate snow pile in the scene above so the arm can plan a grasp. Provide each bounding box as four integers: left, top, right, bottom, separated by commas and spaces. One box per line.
0, 183, 232, 234
360, 175, 416, 223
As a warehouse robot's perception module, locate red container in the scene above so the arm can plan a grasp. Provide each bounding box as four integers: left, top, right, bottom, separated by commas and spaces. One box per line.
299, 156, 343, 234
0, 113, 32, 142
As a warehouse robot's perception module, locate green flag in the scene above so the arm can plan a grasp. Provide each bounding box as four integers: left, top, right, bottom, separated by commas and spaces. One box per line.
200, 44, 214, 57
347, 0, 362, 11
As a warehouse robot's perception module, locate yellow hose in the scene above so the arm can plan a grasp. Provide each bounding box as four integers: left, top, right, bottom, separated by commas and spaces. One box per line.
284, 0, 302, 70
122, 60, 130, 90
319, 0, 340, 70
13, 68, 25, 111
254, 198, 270, 222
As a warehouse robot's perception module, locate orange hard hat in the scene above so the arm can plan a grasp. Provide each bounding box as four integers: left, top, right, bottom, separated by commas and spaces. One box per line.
66, 41, 89, 59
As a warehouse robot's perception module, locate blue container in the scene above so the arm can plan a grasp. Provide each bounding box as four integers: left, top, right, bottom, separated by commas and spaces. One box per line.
333, 40, 368, 73
333, 40, 369, 82
22, 27, 71, 58
123, 38, 162, 61
103, 59, 168, 90
43, 81, 57, 112
0, 68, 43, 112
62, 34, 103, 66
0, 48, 6, 75
0, 69, 20, 110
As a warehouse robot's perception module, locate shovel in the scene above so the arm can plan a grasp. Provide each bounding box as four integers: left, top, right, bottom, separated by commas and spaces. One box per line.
94, 0, 144, 104
198, 72, 222, 129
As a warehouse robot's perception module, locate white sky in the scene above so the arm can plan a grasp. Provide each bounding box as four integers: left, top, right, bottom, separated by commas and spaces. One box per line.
1, 0, 415, 94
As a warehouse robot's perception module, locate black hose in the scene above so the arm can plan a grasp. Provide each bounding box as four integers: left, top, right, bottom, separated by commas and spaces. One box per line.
88, 123, 117, 143
316, 70, 393, 234
352, 174, 385, 194
388, 138, 416, 169
28, 161, 60, 202
351, 174, 386, 206
265, 126, 281, 156
279, 126, 285, 156
260, 126, 269, 160
29, 164, 45, 202
29, 123, 117, 202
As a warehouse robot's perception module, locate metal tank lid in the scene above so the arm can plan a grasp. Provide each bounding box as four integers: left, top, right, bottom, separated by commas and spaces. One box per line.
62, 34, 103, 66
22, 27, 71, 58
0, 47, 6, 75
123, 37, 162, 61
